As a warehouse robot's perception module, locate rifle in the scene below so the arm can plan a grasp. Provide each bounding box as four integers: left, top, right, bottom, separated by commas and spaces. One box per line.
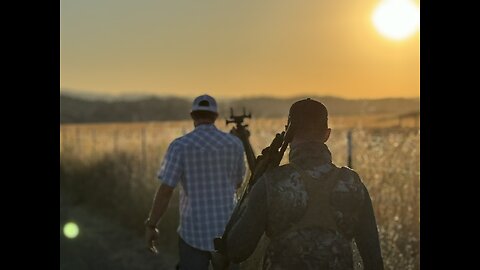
226, 108, 256, 172
212, 121, 294, 269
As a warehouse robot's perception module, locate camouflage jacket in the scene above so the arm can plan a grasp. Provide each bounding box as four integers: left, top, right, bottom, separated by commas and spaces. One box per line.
225, 142, 384, 270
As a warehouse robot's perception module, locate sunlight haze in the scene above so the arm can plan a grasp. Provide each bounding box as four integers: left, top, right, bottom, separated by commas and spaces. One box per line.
60, 0, 420, 99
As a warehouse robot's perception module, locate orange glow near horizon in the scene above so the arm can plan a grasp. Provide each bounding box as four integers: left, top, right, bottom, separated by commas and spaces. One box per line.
60, 0, 419, 99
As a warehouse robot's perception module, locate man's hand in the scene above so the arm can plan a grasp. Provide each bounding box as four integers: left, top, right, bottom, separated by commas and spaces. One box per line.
145, 184, 174, 255
145, 226, 160, 254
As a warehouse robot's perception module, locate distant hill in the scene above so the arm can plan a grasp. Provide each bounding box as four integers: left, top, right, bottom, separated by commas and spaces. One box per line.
227, 96, 419, 118
60, 94, 419, 124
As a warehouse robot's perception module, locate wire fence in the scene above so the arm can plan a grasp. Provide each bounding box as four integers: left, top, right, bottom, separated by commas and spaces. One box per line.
60, 118, 420, 270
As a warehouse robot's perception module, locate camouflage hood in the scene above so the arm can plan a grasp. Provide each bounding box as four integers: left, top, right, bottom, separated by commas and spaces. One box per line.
288, 141, 333, 170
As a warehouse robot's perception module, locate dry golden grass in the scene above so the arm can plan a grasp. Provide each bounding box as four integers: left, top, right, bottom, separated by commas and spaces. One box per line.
60, 115, 419, 270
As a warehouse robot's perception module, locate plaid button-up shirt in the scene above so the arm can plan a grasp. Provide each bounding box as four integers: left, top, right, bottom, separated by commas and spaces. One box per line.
158, 124, 246, 251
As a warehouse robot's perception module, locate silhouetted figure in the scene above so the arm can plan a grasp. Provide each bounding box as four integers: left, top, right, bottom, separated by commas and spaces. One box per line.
145, 94, 245, 270
222, 98, 384, 270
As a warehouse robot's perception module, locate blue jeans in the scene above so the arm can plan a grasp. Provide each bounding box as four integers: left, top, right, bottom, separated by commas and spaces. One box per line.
177, 237, 239, 270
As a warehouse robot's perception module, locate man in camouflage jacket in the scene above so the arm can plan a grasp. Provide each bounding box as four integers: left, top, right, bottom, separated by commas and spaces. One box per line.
222, 98, 384, 270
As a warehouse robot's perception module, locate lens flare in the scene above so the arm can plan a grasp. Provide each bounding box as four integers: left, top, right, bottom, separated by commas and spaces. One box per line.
63, 222, 79, 239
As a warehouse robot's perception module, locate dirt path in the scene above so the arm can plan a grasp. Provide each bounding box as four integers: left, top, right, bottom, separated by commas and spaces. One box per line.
60, 196, 178, 270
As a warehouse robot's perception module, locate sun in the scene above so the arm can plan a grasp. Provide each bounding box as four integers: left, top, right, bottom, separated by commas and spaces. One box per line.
372, 0, 420, 40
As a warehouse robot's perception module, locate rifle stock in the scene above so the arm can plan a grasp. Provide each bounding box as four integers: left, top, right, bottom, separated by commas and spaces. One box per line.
226, 108, 256, 172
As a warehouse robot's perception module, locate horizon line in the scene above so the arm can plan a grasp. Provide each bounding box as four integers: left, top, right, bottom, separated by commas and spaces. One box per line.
60, 88, 420, 101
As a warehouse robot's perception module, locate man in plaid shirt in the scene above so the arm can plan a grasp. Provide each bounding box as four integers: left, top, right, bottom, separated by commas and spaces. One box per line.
145, 94, 246, 269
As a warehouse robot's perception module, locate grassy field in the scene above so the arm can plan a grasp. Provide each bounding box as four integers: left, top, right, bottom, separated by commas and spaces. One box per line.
60, 115, 419, 270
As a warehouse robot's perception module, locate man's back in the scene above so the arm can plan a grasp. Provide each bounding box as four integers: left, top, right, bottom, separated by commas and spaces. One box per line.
225, 142, 383, 270
171, 124, 244, 197
222, 98, 383, 269
262, 143, 366, 269
159, 123, 245, 251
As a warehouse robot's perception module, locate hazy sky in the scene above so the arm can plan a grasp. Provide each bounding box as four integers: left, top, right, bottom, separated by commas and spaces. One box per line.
60, 0, 420, 99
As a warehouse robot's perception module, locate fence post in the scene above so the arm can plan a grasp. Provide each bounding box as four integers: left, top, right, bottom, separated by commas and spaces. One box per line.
60, 127, 65, 154
113, 129, 118, 153
91, 128, 96, 155
141, 127, 147, 174
347, 130, 353, 169
76, 127, 81, 156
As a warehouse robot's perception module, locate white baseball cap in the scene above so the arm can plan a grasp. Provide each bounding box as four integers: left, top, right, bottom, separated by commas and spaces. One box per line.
191, 94, 218, 113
